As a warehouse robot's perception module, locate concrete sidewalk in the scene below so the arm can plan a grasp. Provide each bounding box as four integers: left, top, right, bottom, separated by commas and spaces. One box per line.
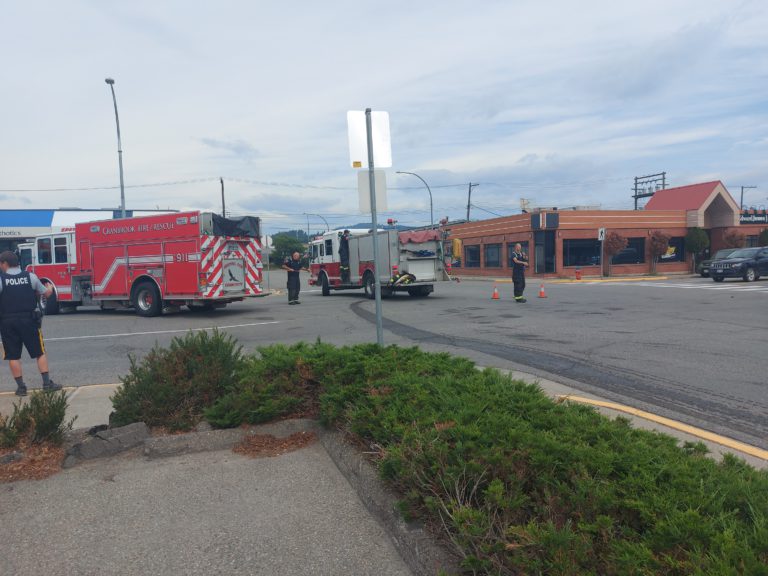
0, 437, 412, 576
0, 383, 117, 430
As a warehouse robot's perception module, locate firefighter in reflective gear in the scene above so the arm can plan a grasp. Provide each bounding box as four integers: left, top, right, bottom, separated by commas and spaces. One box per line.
510, 243, 529, 303
0, 250, 62, 396
281, 251, 308, 305
338, 229, 351, 283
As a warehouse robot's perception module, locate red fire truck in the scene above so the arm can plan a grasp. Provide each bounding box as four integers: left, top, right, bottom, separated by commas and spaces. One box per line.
23, 211, 262, 317
308, 228, 450, 297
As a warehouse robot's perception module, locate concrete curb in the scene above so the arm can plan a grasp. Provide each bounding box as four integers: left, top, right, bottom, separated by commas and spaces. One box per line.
144, 418, 320, 459
319, 428, 461, 576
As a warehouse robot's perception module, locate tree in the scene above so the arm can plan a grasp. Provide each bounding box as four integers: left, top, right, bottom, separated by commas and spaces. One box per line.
270, 233, 306, 265
722, 230, 745, 249
758, 228, 768, 246
603, 231, 628, 277
685, 227, 710, 273
649, 231, 670, 273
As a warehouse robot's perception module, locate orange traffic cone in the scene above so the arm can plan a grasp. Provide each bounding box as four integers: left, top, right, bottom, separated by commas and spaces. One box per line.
538, 284, 547, 298
492, 285, 500, 300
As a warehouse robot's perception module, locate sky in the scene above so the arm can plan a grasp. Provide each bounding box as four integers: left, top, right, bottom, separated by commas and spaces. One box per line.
1, 0, 767, 235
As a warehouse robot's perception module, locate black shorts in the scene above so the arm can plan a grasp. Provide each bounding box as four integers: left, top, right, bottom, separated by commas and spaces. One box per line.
0, 317, 45, 360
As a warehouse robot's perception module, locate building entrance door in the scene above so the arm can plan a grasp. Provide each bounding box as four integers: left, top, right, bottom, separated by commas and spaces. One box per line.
534, 231, 555, 274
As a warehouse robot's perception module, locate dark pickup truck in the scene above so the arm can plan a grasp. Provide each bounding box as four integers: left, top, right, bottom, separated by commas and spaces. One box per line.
710, 246, 768, 282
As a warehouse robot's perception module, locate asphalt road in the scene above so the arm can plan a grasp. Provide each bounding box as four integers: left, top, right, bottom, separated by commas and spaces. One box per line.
5, 270, 767, 449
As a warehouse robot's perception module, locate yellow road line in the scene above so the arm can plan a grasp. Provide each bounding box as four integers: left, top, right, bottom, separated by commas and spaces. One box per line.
549, 276, 669, 284
559, 394, 768, 461
484, 276, 670, 284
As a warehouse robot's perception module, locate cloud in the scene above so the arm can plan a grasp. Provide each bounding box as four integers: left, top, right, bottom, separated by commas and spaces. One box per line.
199, 138, 260, 161
0, 0, 766, 228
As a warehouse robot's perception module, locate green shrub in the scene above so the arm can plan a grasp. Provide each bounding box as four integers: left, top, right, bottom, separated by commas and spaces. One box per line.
0, 413, 19, 448
108, 338, 768, 574
0, 391, 75, 447
205, 341, 336, 427
111, 329, 243, 431
225, 342, 768, 575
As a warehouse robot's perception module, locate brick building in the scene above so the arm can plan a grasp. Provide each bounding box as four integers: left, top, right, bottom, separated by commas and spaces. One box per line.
446, 181, 767, 278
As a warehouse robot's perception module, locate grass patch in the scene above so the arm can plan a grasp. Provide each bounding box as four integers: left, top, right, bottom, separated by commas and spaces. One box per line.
111, 339, 768, 574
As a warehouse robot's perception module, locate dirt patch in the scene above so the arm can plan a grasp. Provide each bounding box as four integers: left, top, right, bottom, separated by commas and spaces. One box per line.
0, 443, 65, 483
233, 431, 317, 458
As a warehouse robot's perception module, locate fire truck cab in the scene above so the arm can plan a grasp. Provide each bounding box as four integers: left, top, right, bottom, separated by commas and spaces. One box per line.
26, 211, 263, 317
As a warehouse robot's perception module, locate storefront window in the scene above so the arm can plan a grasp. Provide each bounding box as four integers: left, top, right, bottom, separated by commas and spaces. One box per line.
612, 238, 645, 264
534, 231, 556, 274
563, 239, 600, 267
484, 244, 501, 267
507, 241, 529, 267
746, 235, 759, 247
465, 245, 480, 268
659, 237, 685, 263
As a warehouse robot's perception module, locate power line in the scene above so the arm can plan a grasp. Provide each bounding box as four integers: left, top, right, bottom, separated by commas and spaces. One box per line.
1, 174, 631, 194
0, 177, 220, 193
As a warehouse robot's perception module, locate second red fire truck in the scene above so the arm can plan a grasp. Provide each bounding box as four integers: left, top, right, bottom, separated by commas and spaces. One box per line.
21, 211, 262, 317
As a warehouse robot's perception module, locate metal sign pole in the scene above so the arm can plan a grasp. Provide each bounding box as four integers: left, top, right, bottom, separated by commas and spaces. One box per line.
366, 108, 384, 346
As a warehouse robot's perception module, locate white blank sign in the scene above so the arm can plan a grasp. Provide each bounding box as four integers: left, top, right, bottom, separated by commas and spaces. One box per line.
358, 170, 388, 212
347, 110, 392, 168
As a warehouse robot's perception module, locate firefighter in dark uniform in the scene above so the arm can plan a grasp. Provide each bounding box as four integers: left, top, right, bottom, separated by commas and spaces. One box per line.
0, 250, 62, 396
511, 243, 529, 303
338, 229, 351, 283
281, 251, 308, 305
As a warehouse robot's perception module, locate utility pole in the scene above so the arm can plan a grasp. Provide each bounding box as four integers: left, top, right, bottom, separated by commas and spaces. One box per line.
220, 177, 225, 217
466, 182, 479, 221
740, 186, 757, 211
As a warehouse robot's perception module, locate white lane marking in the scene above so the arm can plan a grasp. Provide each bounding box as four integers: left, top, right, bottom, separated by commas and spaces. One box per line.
46, 321, 281, 342
569, 281, 768, 292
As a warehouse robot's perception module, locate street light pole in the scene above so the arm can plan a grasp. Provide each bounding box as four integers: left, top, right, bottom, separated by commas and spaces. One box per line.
104, 78, 126, 218
304, 213, 330, 232
396, 171, 433, 226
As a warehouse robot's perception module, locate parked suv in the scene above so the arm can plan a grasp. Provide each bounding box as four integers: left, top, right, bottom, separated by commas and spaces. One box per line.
710, 247, 768, 282
698, 248, 739, 277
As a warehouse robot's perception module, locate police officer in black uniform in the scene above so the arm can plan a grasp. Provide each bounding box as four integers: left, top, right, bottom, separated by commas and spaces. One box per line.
281, 251, 308, 305
0, 250, 61, 396
511, 242, 529, 303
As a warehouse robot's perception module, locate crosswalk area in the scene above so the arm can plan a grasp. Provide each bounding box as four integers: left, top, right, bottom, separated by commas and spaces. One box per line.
571, 280, 768, 293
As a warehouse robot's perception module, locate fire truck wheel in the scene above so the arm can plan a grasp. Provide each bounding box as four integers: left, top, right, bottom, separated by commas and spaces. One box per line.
363, 273, 375, 300
320, 274, 331, 296
133, 282, 162, 317
40, 291, 60, 315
